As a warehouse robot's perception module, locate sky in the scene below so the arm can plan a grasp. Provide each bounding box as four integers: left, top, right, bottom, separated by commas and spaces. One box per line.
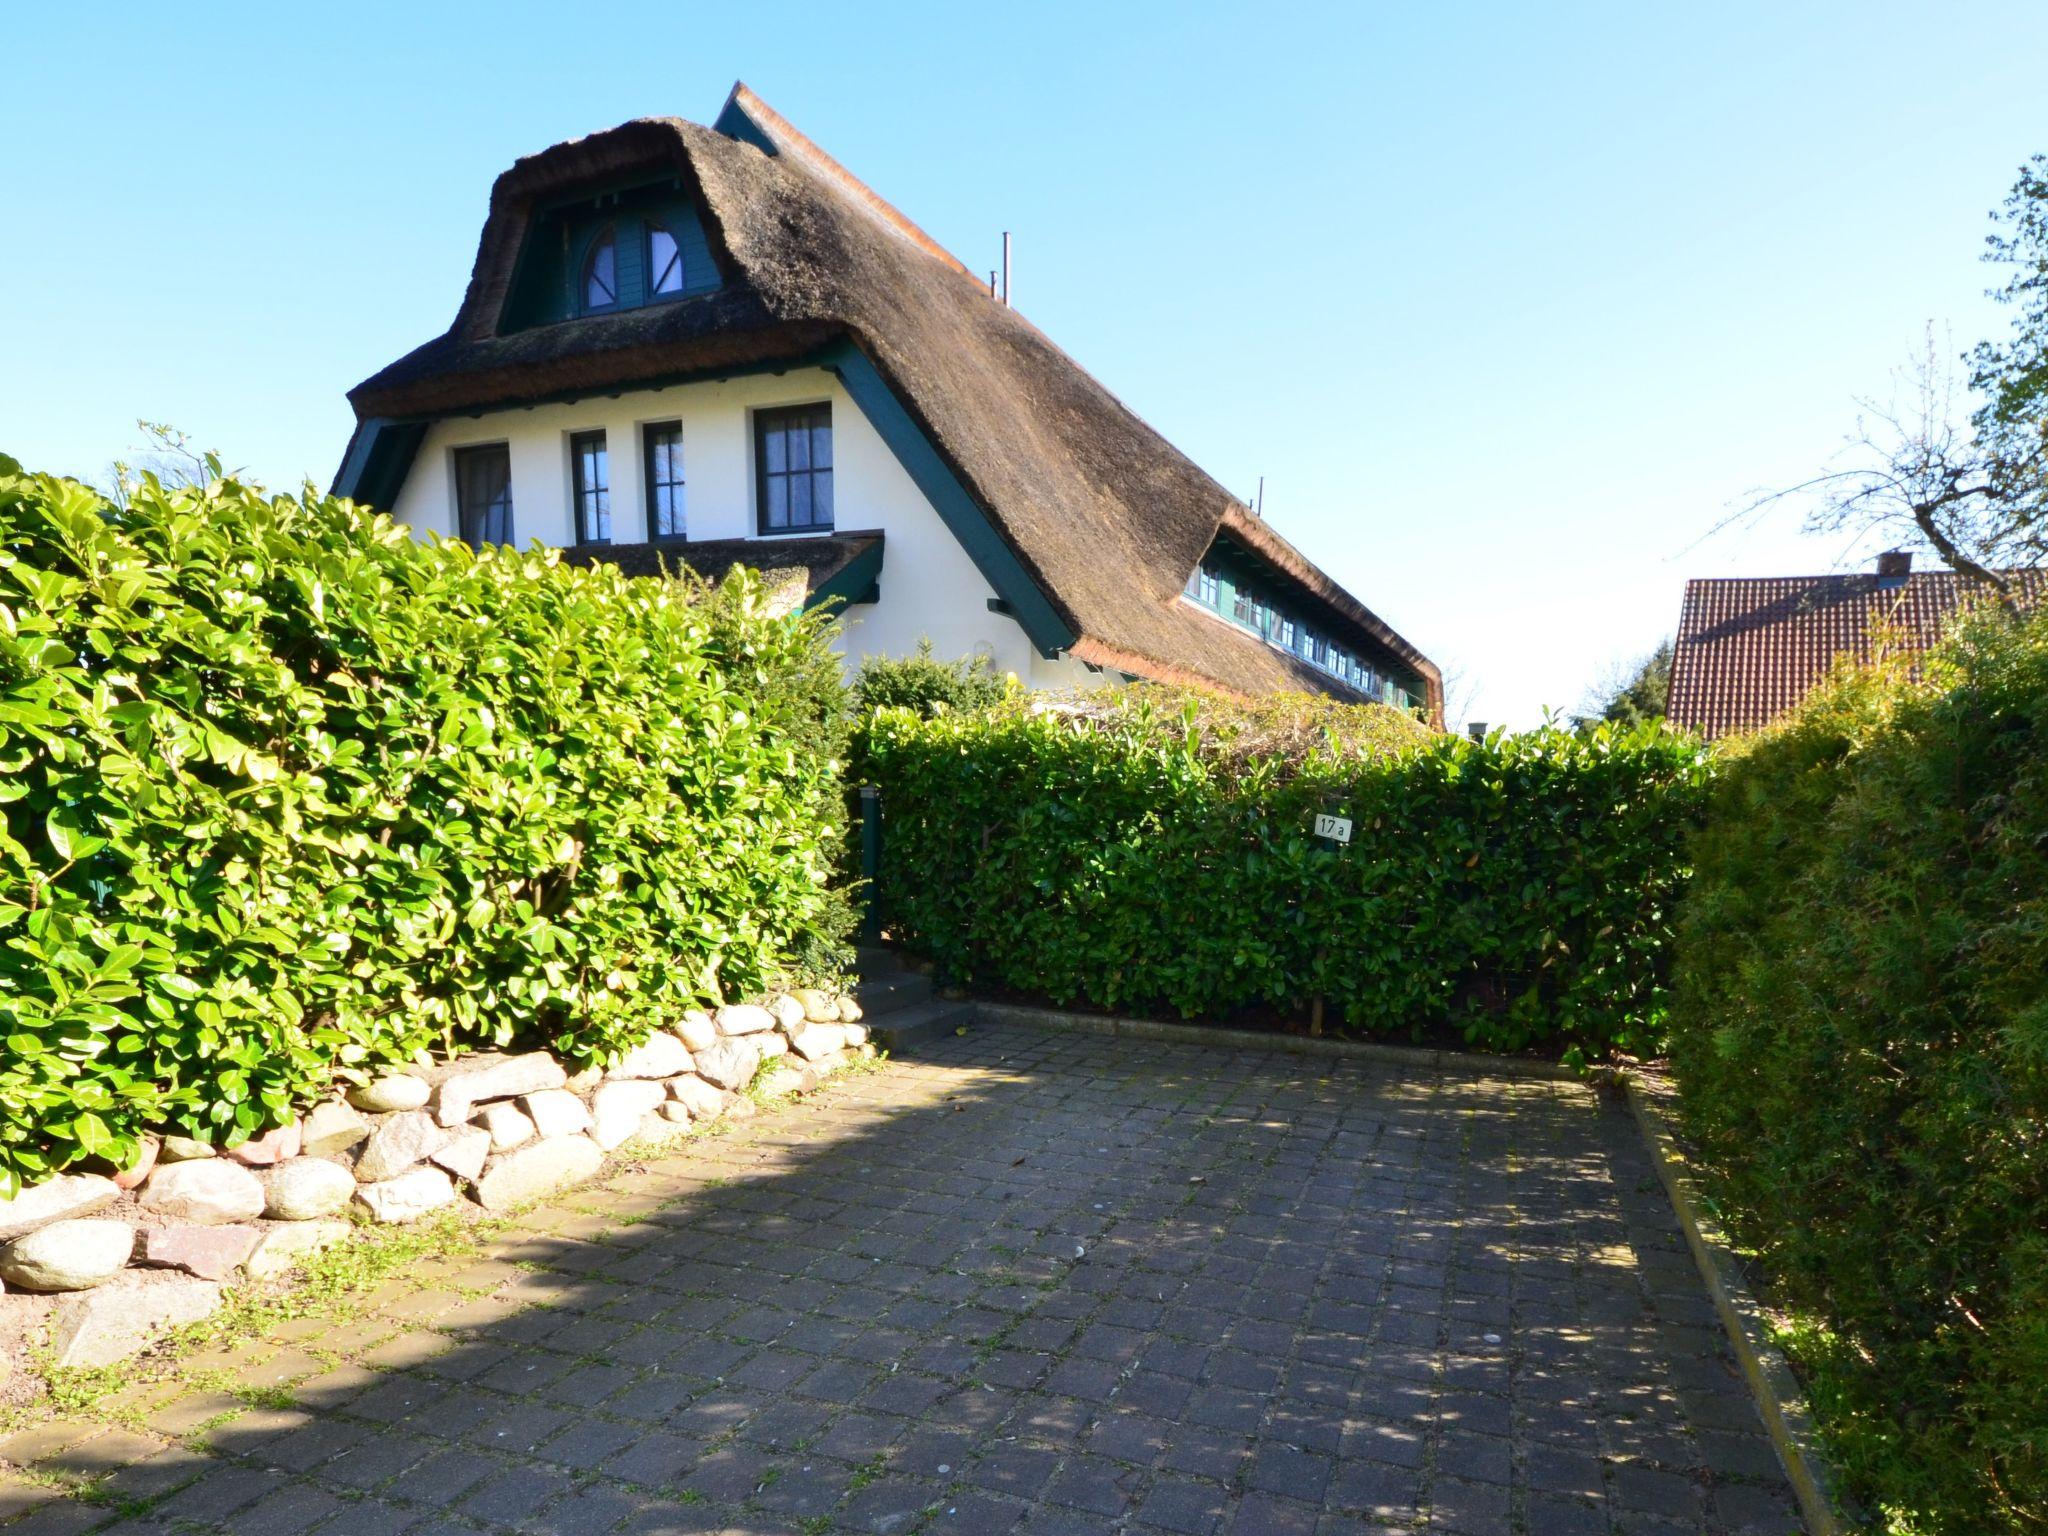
5, 1, 2046, 727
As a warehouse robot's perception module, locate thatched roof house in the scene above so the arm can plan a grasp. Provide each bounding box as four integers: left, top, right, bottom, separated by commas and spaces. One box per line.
337, 84, 1442, 719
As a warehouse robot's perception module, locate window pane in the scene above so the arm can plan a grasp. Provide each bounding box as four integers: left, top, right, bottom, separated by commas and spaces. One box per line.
810, 416, 832, 469
455, 445, 512, 547
649, 227, 682, 294
812, 472, 832, 525
585, 231, 616, 308
765, 476, 788, 528
790, 474, 814, 525
763, 425, 786, 474
787, 422, 810, 471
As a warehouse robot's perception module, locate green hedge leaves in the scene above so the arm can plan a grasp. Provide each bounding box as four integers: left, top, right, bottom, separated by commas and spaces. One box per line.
1670, 618, 2048, 1533
0, 460, 849, 1192
864, 700, 1707, 1056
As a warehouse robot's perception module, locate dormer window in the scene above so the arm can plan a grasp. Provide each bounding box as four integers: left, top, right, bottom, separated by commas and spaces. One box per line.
582, 228, 618, 312
648, 226, 685, 296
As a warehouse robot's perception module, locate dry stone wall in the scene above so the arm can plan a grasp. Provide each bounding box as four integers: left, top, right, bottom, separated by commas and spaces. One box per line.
0, 990, 869, 1371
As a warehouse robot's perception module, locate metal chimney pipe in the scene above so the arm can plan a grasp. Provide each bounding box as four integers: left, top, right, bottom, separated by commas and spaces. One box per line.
1001, 231, 1011, 307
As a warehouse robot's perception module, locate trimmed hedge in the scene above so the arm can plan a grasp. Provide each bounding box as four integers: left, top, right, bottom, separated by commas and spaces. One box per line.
0, 459, 850, 1192
864, 695, 1707, 1055
1671, 618, 2048, 1533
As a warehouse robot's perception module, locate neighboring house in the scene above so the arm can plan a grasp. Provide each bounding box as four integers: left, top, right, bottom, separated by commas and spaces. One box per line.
334, 83, 1442, 720
1665, 550, 2044, 739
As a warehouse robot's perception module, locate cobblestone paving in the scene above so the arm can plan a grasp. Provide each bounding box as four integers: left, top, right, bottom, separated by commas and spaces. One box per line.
0, 1026, 1804, 1535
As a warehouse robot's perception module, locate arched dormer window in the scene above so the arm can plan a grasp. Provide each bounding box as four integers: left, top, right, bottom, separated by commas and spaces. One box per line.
581, 227, 618, 312
648, 225, 685, 296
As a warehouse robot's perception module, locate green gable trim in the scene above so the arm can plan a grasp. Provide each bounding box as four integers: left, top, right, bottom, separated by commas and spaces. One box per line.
332, 418, 428, 509
821, 340, 1075, 660
806, 538, 884, 614
713, 96, 778, 156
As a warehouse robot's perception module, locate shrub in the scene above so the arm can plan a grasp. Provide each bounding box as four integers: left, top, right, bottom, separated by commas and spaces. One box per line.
0, 458, 851, 1191
864, 692, 1707, 1055
851, 641, 1007, 718
1670, 618, 2048, 1532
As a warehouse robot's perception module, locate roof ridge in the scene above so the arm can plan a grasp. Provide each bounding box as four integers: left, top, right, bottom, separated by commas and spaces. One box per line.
722, 82, 973, 277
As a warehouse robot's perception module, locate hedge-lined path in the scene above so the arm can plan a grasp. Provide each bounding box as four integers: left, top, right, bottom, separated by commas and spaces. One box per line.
0, 1026, 1802, 1535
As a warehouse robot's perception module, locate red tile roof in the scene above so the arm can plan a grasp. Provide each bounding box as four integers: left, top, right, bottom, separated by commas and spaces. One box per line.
1667, 569, 2045, 739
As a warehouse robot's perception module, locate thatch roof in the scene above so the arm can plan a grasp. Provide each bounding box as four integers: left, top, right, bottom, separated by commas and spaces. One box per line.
347, 85, 1441, 718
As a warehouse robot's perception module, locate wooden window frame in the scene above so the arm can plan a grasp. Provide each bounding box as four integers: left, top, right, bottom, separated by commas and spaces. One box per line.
580, 226, 619, 314
453, 443, 513, 547
570, 429, 610, 545
753, 403, 834, 536
642, 420, 685, 541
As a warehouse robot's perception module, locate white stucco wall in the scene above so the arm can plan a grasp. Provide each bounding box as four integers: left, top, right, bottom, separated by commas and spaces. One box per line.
387, 367, 1101, 690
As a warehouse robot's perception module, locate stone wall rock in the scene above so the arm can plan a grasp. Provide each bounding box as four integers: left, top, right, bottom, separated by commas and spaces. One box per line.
666, 1075, 728, 1121
300, 1101, 370, 1158
788, 1021, 848, 1062
715, 1004, 776, 1037
693, 1037, 760, 1091
157, 1135, 216, 1163
111, 1136, 160, 1191
676, 1011, 717, 1051
472, 1136, 603, 1212
346, 1074, 430, 1114
430, 1126, 492, 1183
791, 988, 838, 1023
0, 1173, 120, 1241
590, 1080, 666, 1151
521, 1089, 593, 1139
432, 1053, 566, 1126
352, 1110, 449, 1183
605, 1034, 691, 1080
244, 1220, 349, 1280
770, 995, 806, 1031
354, 1166, 457, 1224
134, 1224, 261, 1282
0, 1220, 135, 1291
474, 1101, 536, 1152
140, 1161, 266, 1225
226, 1120, 302, 1167
48, 1277, 222, 1368
263, 1160, 355, 1221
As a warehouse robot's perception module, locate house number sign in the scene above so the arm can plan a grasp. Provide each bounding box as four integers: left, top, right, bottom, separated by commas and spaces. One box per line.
1313, 813, 1353, 844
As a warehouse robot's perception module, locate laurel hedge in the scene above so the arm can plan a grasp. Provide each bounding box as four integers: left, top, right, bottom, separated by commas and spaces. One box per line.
1670, 617, 2048, 1534
864, 695, 1708, 1055
0, 457, 850, 1192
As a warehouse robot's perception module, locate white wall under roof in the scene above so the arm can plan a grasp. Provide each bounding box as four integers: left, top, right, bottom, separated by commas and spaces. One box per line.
388, 366, 1100, 690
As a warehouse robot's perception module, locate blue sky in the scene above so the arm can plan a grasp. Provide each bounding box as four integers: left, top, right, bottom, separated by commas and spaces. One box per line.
5, 2, 2045, 725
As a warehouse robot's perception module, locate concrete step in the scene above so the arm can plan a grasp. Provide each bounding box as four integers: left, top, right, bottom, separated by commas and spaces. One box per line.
867, 998, 975, 1055
855, 945, 910, 978
852, 970, 933, 1017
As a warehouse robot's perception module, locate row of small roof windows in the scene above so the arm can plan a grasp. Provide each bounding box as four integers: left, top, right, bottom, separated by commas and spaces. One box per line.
1187, 561, 1414, 708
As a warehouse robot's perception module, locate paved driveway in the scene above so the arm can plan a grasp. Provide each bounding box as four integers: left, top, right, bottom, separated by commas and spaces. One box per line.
0, 1025, 1802, 1535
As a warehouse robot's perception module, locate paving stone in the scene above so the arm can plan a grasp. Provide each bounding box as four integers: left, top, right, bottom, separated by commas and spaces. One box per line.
21, 1026, 1801, 1536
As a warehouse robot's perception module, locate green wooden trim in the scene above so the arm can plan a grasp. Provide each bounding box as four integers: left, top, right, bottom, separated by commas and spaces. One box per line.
713, 96, 778, 156
821, 340, 1075, 659
331, 418, 428, 509
806, 539, 885, 614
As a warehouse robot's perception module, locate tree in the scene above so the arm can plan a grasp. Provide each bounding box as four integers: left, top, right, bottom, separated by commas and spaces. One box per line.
1969, 154, 2048, 515
1739, 159, 2048, 603
1578, 639, 1672, 730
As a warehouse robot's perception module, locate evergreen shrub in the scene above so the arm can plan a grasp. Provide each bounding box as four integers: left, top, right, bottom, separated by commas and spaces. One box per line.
864, 693, 1706, 1055
0, 458, 850, 1191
